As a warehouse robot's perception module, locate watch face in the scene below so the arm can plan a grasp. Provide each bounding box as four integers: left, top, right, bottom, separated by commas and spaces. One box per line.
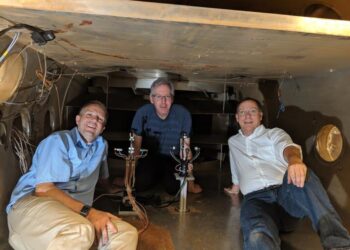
80, 205, 91, 217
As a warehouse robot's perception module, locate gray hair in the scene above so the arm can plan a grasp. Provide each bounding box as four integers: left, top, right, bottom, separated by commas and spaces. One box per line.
150, 78, 175, 97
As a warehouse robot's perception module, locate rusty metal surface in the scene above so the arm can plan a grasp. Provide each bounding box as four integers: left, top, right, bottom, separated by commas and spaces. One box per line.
1, 0, 350, 83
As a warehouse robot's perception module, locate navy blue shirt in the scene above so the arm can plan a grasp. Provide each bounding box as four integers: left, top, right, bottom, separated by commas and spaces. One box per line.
131, 104, 192, 156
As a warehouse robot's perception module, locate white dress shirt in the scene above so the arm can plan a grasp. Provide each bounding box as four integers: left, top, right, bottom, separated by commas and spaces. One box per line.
228, 125, 302, 195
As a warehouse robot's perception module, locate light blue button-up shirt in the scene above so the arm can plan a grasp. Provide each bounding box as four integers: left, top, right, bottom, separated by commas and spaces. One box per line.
6, 127, 109, 213
228, 125, 302, 195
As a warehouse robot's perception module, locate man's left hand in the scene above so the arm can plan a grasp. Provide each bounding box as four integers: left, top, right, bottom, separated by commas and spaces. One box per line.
287, 162, 307, 188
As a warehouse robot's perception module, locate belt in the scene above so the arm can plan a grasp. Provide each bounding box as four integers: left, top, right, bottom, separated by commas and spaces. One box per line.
244, 184, 282, 198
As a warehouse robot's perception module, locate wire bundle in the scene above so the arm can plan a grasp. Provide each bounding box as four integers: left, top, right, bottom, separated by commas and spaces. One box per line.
11, 127, 35, 174
0, 32, 20, 63
124, 156, 149, 234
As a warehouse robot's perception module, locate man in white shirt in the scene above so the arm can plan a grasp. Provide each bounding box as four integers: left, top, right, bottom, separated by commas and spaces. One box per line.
225, 97, 350, 250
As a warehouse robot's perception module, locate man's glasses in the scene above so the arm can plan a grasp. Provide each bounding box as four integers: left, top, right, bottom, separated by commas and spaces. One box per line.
83, 111, 105, 124
152, 95, 172, 101
237, 108, 260, 117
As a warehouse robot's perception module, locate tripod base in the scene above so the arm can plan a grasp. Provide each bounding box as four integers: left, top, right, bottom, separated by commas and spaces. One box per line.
118, 200, 137, 216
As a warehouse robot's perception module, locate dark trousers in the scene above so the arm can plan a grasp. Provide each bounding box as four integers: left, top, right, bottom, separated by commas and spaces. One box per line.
134, 154, 179, 195
240, 170, 350, 250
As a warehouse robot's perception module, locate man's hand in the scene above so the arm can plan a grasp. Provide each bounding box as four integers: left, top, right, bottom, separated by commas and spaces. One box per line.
35, 182, 121, 246
287, 162, 307, 188
87, 208, 120, 246
284, 145, 307, 188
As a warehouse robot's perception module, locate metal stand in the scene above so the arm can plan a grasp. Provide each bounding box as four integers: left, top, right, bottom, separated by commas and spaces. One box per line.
114, 133, 147, 215
174, 173, 194, 213
170, 133, 200, 213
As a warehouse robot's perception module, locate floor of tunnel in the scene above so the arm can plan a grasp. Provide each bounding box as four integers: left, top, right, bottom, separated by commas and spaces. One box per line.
94, 160, 325, 250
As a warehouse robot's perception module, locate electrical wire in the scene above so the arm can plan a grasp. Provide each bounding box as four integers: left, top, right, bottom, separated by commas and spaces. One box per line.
150, 177, 188, 208
93, 191, 124, 203
124, 156, 149, 234
2, 42, 35, 106
0, 32, 20, 63
5, 53, 63, 106
11, 127, 35, 174
113, 140, 149, 234
38, 52, 48, 100
59, 70, 77, 128
0, 112, 21, 122
4, 99, 39, 106
0, 23, 55, 45
10, 40, 33, 66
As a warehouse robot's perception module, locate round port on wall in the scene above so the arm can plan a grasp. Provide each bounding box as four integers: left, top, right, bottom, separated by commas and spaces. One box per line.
315, 124, 343, 163
0, 53, 24, 103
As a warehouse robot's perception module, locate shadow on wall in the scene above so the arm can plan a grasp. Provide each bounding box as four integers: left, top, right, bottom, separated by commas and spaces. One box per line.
276, 105, 350, 225
258, 80, 350, 227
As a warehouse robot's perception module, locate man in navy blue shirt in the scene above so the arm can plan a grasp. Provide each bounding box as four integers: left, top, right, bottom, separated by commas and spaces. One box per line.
131, 78, 202, 194
7, 100, 137, 250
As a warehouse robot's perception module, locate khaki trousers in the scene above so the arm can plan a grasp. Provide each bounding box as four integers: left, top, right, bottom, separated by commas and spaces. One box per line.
8, 195, 138, 250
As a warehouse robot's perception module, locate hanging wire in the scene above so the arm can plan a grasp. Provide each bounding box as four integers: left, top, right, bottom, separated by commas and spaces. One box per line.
276, 73, 289, 119
13, 40, 33, 63
0, 113, 21, 122
223, 72, 227, 113
11, 127, 35, 174
123, 157, 149, 234
93, 152, 150, 234
5, 49, 63, 106
3, 41, 34, 97
111, 136, 150, 234
37, 51, 48, 101
0, 32, 20, 63
106, 74, 109, 109
59, 70, 77, 128
3, 42, 36, 106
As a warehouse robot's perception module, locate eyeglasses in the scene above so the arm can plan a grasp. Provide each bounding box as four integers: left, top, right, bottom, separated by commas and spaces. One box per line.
83, 111, 105, 124
237, 108, 260, 117
152, 95, 172, 101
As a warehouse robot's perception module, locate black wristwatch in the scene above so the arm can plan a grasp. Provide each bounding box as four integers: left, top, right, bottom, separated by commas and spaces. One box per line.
80, 204, 91, 217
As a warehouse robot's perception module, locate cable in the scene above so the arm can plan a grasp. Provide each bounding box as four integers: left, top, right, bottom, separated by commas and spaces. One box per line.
0, 32, 20, 63
124, 157, 149, 234
114, 137, 149, 234
11, 128, 35, 174
93, 191, 124, 203
0, 112, 20, 121
9, 40, 33, 67
37, 52, 48, 100
0, 23, 55, 45
149, 170, 195, 209
59, 70, 77, 128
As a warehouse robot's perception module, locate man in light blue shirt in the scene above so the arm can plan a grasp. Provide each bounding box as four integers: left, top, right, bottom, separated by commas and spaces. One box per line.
226, 97, 350, 250
7, 100, 137, 250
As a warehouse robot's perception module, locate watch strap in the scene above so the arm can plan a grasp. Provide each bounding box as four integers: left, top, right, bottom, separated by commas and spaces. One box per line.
80, 204, 91, 217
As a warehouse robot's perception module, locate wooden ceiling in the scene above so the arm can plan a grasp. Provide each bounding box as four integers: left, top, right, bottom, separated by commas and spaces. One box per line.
1, 0, 350, 85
